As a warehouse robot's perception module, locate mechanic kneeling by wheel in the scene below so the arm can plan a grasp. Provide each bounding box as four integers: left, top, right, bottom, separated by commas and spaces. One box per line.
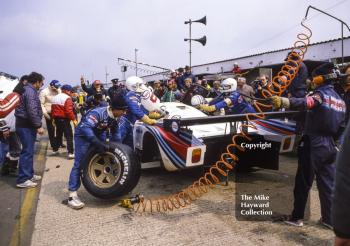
67, 96, 128, 209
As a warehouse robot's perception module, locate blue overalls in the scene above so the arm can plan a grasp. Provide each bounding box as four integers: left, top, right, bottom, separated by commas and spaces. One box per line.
289, 84, 346, 225
209, 91, 256, 114
117, 91, 148, 148
68, 107, 120, 192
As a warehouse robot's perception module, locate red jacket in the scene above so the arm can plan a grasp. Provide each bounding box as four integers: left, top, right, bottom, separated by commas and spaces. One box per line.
51, 92, 76, 121
0, 92, 20, 118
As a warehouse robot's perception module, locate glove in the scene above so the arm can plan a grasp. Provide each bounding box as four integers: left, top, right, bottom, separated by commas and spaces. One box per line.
95, 141, 110, 153
199, 104, 216, 113
141, 115, 157, 125
270, 96, 290, 109
148, 111, 162, 120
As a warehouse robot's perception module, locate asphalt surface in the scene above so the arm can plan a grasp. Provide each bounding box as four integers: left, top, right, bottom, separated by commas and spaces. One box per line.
28, 148, 334, 246
0, 137, 47, 246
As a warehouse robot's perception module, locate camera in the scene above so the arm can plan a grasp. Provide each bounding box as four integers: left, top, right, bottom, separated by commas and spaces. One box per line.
252, 79, 264, 88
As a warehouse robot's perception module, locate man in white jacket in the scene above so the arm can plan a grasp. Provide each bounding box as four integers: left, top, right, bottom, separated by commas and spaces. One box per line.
39, 80, 61, 152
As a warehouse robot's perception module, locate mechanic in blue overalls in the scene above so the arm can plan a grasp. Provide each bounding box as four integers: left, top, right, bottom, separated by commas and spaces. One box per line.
117, 76, 160, 148
198, 78, 256, 114
67, 96, 128, 210
271, 62, 346, 228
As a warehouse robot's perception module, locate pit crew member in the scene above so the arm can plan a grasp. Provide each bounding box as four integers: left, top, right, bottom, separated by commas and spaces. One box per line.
117, 76, 161, 148
198, 78, 256, 114
271, 62, 346, 228
67, 97, 128, 209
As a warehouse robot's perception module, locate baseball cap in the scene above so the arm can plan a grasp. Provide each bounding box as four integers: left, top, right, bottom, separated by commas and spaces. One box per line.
50, 80, 62, 88
61, 84, 74, 92
110, 96, 128, 110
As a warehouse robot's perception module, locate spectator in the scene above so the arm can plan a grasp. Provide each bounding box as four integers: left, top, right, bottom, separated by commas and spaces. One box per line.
39, 80, 62, 150
15, 72, 45, 188
107, 78, 121, 102
51, 85, 77, 159
0, 75, 27, 118
202, 79, 211, 90
180, 78, 195, 105
194, 80, 209, 97
253, 75, 270, 98
153, 80, 165, 99
81, 76, 107, 98
208, 81, 221, 98
237, 77, 254, 102
81, 93, 108, 115
232, 62, 241, 74
161, 81, 181, 102
178, 66, 196, 91
175, 67, 184, 89
0, 75, 27, 176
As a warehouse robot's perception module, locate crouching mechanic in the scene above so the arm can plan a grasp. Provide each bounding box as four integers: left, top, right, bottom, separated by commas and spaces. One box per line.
270, 62, 346, 228
67, 97, 128, 209
198, 78, 256, 114
117, 76, 162, 147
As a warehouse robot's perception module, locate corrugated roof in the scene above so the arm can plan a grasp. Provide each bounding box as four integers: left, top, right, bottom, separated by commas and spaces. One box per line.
192, 36, 350, 68
142, 36, 350, 78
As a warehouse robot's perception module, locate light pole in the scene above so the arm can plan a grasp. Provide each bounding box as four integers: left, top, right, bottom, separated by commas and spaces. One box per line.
135, 48, 138, 76
184, 16, 207, 69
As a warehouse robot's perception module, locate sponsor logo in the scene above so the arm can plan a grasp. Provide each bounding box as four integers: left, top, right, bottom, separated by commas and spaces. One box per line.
114, 148, 129, 185
171, 121, 179, 133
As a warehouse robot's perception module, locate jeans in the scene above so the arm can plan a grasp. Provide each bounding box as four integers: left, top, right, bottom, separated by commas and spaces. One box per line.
16, 127, 37, 184
53, 118, 74, 153
0, 141, 9, 167
68, 136, 91, 191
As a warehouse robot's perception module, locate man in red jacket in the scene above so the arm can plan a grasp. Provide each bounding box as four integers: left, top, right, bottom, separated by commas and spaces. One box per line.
0, 75, 28, 118
51, 85, 77, 159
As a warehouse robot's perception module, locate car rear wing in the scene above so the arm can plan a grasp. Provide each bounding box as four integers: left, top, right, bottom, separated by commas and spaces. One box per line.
163, 110, 301, 135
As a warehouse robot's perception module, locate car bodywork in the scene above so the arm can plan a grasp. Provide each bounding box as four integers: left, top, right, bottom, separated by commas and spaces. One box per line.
133, 102, 298, 171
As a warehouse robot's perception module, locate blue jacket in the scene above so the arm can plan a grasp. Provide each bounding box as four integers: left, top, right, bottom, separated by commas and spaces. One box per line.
75, 106, 120, 144
290, 84, 346, 137
15, 84, 43, 129
287, 61, 308, 98
210, 91, 256, 114
123, 91, 148, 124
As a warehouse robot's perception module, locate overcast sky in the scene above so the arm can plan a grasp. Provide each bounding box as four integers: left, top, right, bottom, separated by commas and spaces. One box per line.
1, 0, 349, 86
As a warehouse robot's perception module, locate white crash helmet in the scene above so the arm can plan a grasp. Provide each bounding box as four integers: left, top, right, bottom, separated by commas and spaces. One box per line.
191, 95, 206, 107
220, 78, 237, 93
125, 76, 147, 93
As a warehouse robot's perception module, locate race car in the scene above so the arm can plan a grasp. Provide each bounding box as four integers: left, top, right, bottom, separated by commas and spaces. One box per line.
81, 88, 299, 199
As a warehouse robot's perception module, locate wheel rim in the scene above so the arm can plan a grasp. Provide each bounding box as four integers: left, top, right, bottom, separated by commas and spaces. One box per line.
88, 152, 122, 189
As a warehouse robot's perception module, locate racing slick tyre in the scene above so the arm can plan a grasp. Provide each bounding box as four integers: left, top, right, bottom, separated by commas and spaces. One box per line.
81, 142, 141, 199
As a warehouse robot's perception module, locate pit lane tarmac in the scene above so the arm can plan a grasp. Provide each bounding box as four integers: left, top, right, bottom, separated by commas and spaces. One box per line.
5, 143, 335, 246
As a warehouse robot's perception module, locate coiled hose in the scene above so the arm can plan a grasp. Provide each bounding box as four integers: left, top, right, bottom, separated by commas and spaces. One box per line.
133, 21, 312, 213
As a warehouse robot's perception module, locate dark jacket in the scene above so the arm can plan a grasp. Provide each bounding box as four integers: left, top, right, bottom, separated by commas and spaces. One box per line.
332, 121, 350, 238
178, 72, 196, 90
287, 61, 308, 98
82, 83, 107, 97
15, 84, 43, 129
